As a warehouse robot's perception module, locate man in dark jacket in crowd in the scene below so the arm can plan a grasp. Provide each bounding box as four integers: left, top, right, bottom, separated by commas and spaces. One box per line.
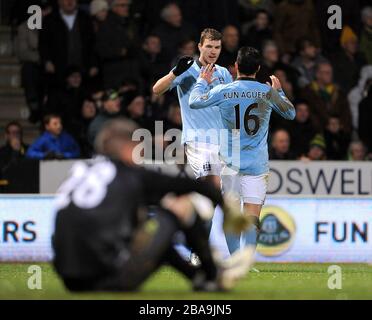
301, 61, 352, 133
153, 3, 197, 63
287, 102, 317, 158
269, 129, 296, 160
88, 89, 122, 146
39, 0, 95, 89
95, 0, 141, 89
0, 122, 28, 173
331, 26, 367, 94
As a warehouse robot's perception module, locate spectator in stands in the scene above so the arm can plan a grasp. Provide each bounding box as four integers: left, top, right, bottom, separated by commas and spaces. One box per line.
122, 92, 152, 131
238, 0, 274, 23
45, 66, 85, 134
273, 0, 320, 55
15, 1, 52, 124
171, 39, 198, 67
348, 65, 372, 133
139, 35, 172, 92
269, 129, 295, 160
360, 6, 372, 65
95, 0, 141, 89
39, 0, 95, 89
301, 134, 327, 161
348, 141, 367, 161
301, 61, 352, 133
0, 122, 28, 173
241, 9, 273, 51
291, 38, 327, 88
68, 96, 97, 158
218, 25, 240, 70
331, 26, 367, 94
256, 40, 297, 85
324, 116, 351, 160
90, 0, 109, 32
288, 102, 317, 158
88, 89, 121, 145
358, 78, 372, 155
273, 68, 295, 102
92, 89, 104, 110
256, 40, 279, 83
153, 3, 197, 63
26, 114, 80, 160
315, 0, 361, 56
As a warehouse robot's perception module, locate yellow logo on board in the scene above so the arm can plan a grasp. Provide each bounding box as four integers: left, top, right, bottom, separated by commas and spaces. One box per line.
257, 206, 296, 257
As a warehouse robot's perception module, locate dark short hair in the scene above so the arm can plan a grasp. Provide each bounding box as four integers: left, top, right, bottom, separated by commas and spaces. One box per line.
200, 28, 222, 45
296, 37, 316, 53
5, 121, 22, 133
43, 113, 61, 127
236, 46, 261, 75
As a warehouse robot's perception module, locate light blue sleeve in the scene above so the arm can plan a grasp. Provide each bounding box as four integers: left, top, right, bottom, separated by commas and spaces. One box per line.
225, 69, 233, 83
169, 68, 186, 90
268, 88, 296, 120
189, 78, 225, 109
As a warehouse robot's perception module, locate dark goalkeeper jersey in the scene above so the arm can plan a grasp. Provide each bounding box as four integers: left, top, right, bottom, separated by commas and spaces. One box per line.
52, 157, 223, 279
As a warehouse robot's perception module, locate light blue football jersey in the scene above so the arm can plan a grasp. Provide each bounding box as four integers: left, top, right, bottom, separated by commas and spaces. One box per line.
170, 61, 233, 144
189, 77, 295, 175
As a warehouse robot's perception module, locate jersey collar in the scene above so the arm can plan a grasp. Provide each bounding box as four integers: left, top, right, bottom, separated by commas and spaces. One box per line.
236, 76, 257, 81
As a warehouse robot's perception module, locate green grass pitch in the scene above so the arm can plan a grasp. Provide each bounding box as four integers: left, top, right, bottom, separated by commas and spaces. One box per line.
1, 263, 372, 300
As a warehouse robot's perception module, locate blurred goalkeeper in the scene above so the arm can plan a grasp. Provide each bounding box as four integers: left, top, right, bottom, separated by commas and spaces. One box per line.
52, 118, 253, 292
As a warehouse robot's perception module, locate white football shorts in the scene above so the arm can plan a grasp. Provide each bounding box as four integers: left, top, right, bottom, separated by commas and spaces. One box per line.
185, 142, 222, 179
221, 165, 269, 205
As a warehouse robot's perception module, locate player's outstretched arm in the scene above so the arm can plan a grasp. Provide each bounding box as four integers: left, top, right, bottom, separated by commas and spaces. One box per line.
189, 64, 224, 109
152, 55, 194, 95
152, 72, 177, 96
267, 75, 296, 120
141, 168, 224, 207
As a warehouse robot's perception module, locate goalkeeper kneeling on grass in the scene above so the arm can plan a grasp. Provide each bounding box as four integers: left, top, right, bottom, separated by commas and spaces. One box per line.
52, 118, 255, 292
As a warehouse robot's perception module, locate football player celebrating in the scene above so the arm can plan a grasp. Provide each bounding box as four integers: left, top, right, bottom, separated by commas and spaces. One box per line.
189, 47, 295, 254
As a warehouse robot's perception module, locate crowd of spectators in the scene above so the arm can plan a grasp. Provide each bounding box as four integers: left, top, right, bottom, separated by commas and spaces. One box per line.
1, 0, 372, 168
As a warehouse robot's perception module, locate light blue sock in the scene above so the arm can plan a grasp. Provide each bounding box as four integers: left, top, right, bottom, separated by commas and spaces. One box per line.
225, 232, 241, 254
241, 225, 258, 248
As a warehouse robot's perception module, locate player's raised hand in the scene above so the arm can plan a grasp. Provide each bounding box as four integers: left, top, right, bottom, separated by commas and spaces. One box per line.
172, 55, 194, 76
200, 64, 217, 84
267, 75, 282, 90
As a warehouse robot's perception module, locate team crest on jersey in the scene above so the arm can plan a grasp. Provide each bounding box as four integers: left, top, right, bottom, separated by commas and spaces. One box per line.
218, 77, 225, 84
257, 206, 296, 257
203, 162, 211, 172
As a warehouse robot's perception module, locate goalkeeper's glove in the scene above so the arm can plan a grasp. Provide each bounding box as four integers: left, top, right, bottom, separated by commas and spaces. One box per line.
222, 193, 252, 234
172, 55, 194, 76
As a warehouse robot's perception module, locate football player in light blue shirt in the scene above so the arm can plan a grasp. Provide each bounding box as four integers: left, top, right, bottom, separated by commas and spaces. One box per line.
153, 28, 233, 183
189, 47, 295, 255
153, 28, 233, 264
